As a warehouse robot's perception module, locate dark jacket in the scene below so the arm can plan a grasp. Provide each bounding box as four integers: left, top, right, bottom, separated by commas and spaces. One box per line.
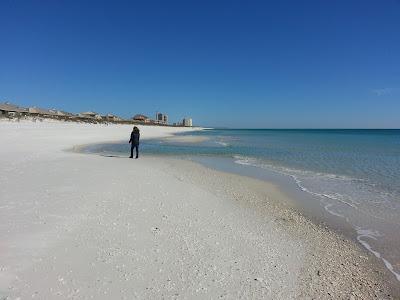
129, 131, 140, 145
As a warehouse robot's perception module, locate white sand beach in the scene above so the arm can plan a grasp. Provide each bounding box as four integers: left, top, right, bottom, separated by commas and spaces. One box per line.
0, 120, 397, 299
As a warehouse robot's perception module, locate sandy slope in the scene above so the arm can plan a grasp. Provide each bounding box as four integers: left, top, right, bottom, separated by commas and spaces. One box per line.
0, 120, 397, 299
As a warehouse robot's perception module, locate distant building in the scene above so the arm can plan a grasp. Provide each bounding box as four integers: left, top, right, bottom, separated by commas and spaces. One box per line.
0, 102, 78, 119
79, 111, 102, 120
29, 107, 57, 116
182, 118, 193, 127
103, 114, 122, 122
0, 102, 28, 117
29, 107, 79, 120
133, 114, 151, 123
55, 110, 76, 118
155, 112, 168, 124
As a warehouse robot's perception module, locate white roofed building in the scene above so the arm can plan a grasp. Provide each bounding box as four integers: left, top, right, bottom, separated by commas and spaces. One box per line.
182, 117, 193, 127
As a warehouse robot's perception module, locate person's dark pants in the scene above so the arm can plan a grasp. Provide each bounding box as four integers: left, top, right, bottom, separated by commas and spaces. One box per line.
130, 144, 139, 158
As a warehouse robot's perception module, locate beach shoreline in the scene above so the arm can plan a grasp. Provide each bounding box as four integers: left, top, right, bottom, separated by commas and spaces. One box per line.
155, 156, 400, 297
0, 120, 398, 299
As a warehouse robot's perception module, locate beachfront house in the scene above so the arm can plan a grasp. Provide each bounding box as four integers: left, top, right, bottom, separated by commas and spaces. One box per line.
55, 110, 76, 118
47, 110, 78, 120
79, 111, 102, 120
28, 107, 57, 117
0, 102, 29, 117
103, 114, 123, 122
132, 114, 151, 123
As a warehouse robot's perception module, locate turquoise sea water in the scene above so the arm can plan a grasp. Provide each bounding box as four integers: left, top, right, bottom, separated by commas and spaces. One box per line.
84, 129, 400, 281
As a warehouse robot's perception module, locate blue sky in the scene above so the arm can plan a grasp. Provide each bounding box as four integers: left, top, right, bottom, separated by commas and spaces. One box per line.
0, 0, 399, 128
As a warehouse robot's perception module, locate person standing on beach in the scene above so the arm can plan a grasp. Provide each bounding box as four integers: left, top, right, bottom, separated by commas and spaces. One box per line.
129, 126, 140, 159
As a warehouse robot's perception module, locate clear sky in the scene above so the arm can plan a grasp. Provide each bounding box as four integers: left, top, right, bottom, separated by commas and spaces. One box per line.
1, 0, 399, 128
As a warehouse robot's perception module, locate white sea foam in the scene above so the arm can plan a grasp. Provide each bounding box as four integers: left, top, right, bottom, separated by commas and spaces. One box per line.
323, 203, 345, 218
216, 141, 230, 147
233, 154, 400, 281
356, 228, 400, 282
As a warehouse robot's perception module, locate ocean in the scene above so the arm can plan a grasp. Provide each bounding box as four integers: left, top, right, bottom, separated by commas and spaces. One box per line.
83, 128, 400, 281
